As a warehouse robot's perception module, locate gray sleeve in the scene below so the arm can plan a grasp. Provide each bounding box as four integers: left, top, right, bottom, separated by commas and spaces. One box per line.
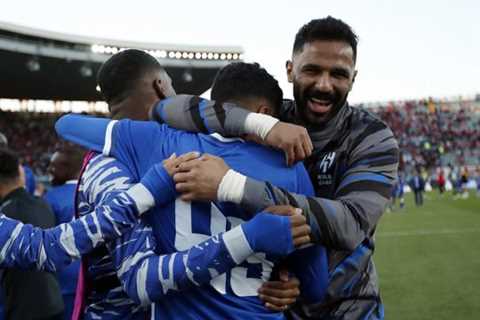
240, 129, 399, 251
150, 94, 251, 136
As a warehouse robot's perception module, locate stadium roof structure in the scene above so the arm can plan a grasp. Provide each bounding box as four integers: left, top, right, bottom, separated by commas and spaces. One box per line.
0, 21, 244, 101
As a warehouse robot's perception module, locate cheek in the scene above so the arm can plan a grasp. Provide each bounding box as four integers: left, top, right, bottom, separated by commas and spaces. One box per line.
333, 81, 352, 96
294, 76, 314, 93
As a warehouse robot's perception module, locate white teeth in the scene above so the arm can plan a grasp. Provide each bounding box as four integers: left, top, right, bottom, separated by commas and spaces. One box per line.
310, 97, 330, 105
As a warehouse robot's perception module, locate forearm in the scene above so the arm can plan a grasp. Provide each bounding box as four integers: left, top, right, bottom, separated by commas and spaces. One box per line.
238, 177, 388, 251
0, 183, 153, 271
116, 225, 254, 305
150, 95, 278, 138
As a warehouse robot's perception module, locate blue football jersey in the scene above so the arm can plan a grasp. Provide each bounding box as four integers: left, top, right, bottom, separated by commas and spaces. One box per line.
56, 115, 328, 320
106, 119, 326, 319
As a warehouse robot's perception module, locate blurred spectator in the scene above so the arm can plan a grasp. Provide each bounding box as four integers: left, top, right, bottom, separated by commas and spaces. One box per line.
376, 99, 480, 171
409, 169, 425, 206
1, 98, 479, 182
0, 148, 64, 320
44, 144, 84, 320
437, 169, 446, 194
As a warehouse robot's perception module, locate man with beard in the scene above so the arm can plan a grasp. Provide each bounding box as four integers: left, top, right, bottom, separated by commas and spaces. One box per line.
144, 16, 399, 319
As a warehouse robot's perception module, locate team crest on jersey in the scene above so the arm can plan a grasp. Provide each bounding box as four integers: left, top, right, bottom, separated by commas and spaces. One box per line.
317, 152, 336, 186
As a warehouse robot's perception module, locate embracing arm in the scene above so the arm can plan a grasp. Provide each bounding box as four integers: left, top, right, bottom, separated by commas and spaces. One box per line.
173, 128, 399, 251
150, 95, 312, 165
236, 130, 399, 251
108, 210, 304, 306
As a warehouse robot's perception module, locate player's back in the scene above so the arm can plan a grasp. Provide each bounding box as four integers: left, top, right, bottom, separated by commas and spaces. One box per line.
57, 117, 322, 320
110, 123, 312, 319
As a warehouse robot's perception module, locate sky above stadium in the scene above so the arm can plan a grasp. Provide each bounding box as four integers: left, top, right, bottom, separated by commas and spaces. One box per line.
1, 0, 478, 103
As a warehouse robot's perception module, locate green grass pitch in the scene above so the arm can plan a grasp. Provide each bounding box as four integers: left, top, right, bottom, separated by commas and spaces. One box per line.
375, 191, 480, 319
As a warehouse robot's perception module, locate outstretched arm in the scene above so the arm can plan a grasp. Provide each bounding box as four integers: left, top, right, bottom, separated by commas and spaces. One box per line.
0, 163, 175, 271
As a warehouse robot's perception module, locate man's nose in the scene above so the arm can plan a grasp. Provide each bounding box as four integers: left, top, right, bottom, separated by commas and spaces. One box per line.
314, 73, 333, 93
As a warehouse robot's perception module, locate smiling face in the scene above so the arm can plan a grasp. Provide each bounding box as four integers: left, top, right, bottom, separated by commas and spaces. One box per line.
287, 40, 357, 126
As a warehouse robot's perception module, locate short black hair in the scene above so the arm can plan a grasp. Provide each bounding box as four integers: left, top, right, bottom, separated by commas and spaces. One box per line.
97, 49, 163, 104
293, 16, 358, 62
0, 148, 20, 184
211, 62, 283, 115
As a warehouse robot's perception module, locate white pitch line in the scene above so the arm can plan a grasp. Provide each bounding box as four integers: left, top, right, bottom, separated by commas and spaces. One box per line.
376, 228, 480, 237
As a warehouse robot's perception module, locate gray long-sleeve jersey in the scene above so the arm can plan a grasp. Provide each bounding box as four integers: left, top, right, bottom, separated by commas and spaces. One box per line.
151, 95, 399, 319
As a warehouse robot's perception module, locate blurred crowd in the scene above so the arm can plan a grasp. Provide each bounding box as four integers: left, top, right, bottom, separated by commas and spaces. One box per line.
1, 98, 480, 188
374, 98, 480, 170
0, 110, 60, 178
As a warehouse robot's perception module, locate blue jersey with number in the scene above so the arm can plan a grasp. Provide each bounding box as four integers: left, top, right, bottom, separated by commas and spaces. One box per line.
108, 120, 325, 319
56, 116, 328, 320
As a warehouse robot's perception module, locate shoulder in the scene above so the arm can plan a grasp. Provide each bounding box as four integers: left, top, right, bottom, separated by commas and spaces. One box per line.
348, 107, 398, 150
78, 153, 134, 209
349, 106, 393, 135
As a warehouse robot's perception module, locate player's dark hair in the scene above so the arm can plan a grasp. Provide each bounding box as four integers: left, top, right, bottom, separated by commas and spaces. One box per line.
97, 49, 163, 104
0, 148, 20, 184
293, 16, 358, 62
211, 62, 283, 116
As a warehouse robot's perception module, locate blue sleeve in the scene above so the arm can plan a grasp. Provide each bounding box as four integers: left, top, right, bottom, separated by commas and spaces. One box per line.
55, 114, 112, 153
108, 223, 257, 305
0, 184, 149, 272
288, 245, 328, 304
56, 114, 175, 176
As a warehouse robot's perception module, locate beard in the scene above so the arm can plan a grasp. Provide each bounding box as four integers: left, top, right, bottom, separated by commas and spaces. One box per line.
293, 83, 347, 127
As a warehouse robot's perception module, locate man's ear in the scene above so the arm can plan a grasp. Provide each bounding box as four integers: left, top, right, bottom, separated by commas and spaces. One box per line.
153, 79, 166, 100
286, 60, 294, 83
256, 105, 273, 116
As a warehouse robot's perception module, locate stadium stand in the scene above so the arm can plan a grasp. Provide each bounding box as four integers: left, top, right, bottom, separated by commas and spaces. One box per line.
373, 98, 480, 170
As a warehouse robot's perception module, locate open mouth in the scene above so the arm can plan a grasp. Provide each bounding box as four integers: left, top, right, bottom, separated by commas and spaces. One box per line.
307, 97, 333, 114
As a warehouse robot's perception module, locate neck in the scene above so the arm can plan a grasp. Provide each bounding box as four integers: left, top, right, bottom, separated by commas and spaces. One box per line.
110, 95, 152, 121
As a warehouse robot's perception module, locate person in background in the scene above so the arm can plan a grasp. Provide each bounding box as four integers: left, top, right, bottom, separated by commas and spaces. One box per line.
0, 147, 64, 320
390, 172, 405, 211
0, 131, 36, 195
437, 168, 446, 195
44, 144, 85, 320
409, 168, 425, 206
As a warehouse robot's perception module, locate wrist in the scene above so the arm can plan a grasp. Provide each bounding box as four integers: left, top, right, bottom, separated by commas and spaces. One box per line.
125, 184, 155, 215
222, 225, 254, 263
217, 169, 246, 203
244, 113, 279, 140
241, 212, 294, 256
